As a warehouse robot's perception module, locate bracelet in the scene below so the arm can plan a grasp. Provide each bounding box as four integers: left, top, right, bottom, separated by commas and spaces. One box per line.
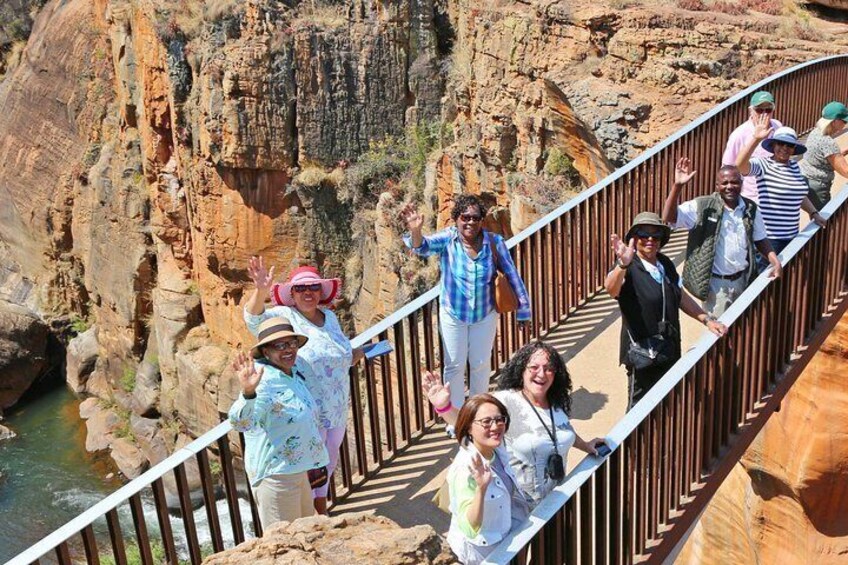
434, 402, 453, 414
702, 314, 715, 326
243, 391, 257, 400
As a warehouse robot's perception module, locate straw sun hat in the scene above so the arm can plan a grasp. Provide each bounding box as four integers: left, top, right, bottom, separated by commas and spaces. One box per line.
251, 316, 308, 359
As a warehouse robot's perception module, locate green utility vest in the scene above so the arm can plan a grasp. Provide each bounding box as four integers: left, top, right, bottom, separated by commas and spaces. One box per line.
681, 193, 759, 301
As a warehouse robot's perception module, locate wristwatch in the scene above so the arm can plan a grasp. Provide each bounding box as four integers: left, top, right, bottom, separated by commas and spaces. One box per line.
702, 314, 716, 325
615, 259, 630, 270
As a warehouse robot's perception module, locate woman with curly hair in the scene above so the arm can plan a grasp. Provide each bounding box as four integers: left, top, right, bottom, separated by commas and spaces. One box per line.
424, 340, 606, 505
401, 194, 531, 423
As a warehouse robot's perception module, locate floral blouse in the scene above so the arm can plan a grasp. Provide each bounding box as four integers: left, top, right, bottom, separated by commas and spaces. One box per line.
244, 305, 352, 429
228, 360, 329, 486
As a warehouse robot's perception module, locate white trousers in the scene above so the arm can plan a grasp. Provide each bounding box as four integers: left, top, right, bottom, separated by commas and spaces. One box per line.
439, 309, 499, 409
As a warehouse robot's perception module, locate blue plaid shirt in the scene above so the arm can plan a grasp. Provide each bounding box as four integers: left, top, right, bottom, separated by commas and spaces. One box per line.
403, 227, 531, 323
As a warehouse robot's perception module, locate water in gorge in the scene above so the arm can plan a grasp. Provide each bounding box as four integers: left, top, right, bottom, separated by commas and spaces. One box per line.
0, 386, 120, 562
0, 386, 255, 563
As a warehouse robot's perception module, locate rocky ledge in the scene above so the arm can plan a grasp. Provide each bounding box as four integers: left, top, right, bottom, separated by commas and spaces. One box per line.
202, 512, 456, 564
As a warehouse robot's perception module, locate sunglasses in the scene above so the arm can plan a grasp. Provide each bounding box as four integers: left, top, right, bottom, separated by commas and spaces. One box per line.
292, 283, 322, 293
753, 106, 774, 114
771, 140, 795, 149
459, 213, 482, 222
473, 415, 509, 428
634, 230, 663, 240
265, 340, 299, 351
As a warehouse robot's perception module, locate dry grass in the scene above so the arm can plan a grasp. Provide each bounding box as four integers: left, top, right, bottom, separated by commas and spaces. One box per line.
296, 164, 345, 188
295, 1, 347, 29
677, 0, 708, 10
709, 1, 748, 15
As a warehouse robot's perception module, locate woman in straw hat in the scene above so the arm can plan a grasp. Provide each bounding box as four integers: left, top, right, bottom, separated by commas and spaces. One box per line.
228, 316, 329, 529
800, 101, 848, 211
605, 213, 726, 408
244, 259, 362, 514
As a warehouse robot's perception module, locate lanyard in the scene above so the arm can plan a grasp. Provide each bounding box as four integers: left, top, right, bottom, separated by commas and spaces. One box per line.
520, 392, 559, 455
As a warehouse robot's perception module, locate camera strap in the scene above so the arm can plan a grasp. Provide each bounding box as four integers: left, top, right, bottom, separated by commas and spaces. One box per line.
520, 392, 559, 456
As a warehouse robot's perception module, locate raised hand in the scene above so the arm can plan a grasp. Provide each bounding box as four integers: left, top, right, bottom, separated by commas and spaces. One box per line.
752, 111, 774, 141
247, 256, 275, 294
400, 202, 424, 233
610, 234, 636, 267
233, 350, 264, 396
422, 370, 452, 410
674, 157, 697, 186
468, 452, 493, 489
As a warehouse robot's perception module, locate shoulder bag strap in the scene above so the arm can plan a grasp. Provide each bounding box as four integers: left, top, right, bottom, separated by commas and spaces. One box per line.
488, 232, 501, 273
520, 392, 559, 455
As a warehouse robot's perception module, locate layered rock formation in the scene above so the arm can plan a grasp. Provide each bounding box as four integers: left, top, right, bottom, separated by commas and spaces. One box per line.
202, 512, 455, 564
0, 0, 846, 477
678, 309, 848, 563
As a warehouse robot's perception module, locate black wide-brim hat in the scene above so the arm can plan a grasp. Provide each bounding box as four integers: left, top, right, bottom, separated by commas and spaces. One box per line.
624, 212, 671, 247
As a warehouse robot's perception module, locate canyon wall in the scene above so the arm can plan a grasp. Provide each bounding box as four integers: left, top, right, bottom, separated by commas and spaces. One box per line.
678, 308, 848, 563
0, 0, 846, 479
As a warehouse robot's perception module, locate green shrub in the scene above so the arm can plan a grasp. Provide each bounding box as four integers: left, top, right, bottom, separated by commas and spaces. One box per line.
70, 316, 90, 334
120, 367, 136, 393
100, 540, 167, 565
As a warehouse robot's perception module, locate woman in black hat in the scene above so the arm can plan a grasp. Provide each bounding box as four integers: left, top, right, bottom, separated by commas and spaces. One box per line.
604, 213, 727, 408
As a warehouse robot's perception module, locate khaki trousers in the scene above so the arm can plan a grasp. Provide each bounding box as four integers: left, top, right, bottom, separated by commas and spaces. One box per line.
254, 472, 313, 531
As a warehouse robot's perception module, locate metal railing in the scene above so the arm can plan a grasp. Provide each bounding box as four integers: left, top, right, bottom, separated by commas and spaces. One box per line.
9, 54, 848, 564
486, 185, 848, 565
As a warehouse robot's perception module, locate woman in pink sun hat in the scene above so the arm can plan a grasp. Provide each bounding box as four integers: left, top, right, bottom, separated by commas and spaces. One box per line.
244, 258, 364, 514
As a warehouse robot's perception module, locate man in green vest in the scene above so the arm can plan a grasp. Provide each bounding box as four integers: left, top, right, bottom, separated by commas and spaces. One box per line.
662, 158, 782, 317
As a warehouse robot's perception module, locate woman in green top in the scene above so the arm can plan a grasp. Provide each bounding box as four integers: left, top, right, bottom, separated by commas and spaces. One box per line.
445, 394, 529, 565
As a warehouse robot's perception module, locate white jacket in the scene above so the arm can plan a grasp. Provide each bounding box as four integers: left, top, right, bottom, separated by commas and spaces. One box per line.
446, 443, 530, 564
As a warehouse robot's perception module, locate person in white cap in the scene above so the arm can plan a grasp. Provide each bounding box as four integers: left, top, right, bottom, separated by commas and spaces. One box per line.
243, 261, 363, 515
228, 316, 329, 529
736, 113, 827, 256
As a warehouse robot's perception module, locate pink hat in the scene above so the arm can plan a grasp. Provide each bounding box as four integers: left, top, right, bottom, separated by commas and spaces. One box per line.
271, 266, 341, 307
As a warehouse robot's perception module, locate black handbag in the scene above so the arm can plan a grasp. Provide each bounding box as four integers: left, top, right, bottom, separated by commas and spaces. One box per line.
307, 466, 329, 489
626, 273, 676, 370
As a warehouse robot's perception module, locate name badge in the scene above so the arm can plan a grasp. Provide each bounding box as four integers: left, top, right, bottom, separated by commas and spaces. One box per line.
707, 217, 719, 223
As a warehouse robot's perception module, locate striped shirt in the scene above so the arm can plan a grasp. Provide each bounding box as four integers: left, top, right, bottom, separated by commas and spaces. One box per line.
749, 157, 809, 240
403, 227, 531, 323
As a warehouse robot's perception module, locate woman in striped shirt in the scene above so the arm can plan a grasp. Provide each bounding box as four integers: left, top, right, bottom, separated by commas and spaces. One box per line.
401, 195, 531, 417
736, 115, 827, 255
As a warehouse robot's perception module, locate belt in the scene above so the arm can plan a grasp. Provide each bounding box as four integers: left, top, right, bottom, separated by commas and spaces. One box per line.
712, 270, 746, 281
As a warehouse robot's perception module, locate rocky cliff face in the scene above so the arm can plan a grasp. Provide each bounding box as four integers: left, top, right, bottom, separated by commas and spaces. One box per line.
678, 309, 848, 563
0, 0, 846, 478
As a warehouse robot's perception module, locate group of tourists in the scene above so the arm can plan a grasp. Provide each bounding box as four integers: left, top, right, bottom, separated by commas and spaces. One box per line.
226, 89, 844, 563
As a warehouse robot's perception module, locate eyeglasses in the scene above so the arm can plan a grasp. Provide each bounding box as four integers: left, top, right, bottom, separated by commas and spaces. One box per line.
473, 415, 509, 428
634, 230, 663, 240
265, 340, 299, 351
459, 213, 482, 222
772, 140, 795, 149
293, 283, 322, 293
753, 106, 774, 114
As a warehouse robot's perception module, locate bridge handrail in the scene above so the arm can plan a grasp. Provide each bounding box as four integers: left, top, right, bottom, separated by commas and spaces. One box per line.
484, 185, 848, 564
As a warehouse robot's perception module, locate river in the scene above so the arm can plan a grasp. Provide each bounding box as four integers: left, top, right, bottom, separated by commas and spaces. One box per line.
0, 386, 254, 564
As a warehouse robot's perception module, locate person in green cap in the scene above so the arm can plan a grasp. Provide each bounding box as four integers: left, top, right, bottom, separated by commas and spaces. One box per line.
799, 101, 848, 210
604, 212, 727, 408
722, 91, 782, 203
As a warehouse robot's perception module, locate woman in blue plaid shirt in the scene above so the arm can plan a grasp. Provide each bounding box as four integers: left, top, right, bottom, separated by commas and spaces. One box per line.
402, 195, 531, 415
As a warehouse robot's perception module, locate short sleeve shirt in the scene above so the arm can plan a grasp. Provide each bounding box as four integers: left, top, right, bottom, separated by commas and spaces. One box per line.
799, 128, 840, 185
493, 389, 576, 504
749, 157, 809, 240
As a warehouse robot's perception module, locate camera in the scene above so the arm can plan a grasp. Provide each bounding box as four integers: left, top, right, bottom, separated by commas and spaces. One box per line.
545, 453, 565, 482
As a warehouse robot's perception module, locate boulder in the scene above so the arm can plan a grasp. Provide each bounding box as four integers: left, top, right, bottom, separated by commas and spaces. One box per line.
0, 300, 49, 411
110, 437, 149, 479
202, 512, 455, 564
173, 344, 229, 437
0, 423, 16, 441
83, 401, 119, 452
130, 356, 161, 417
79, 396, 100, 419
66, 325, 99, 393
